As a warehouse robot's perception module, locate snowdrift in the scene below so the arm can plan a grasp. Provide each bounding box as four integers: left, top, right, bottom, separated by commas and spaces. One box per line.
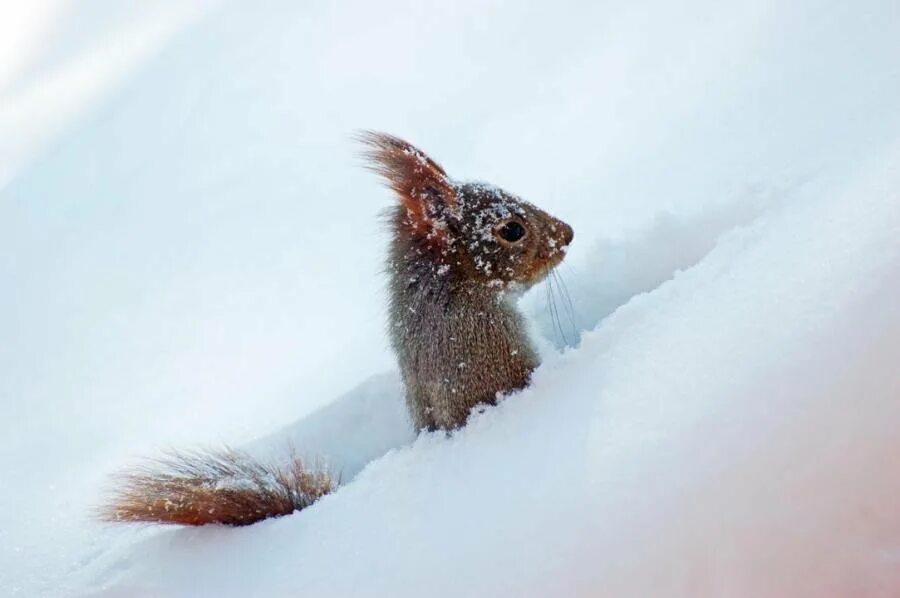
79, 144, 900, 596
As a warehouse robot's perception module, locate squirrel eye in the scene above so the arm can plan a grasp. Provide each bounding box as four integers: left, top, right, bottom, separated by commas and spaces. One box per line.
495, 220, 527, 243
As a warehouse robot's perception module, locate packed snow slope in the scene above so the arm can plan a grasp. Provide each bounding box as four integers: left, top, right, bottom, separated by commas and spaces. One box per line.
1, 1, 900, 596
87, 140, 900, 597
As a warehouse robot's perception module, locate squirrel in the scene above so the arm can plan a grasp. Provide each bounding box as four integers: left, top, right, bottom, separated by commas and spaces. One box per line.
100, 132, 574, 526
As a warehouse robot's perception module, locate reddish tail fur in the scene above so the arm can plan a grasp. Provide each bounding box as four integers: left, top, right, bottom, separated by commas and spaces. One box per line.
99, 449, 333, 526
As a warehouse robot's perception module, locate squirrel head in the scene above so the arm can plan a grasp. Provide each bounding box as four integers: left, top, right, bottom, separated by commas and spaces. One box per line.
362, 131, 574, 291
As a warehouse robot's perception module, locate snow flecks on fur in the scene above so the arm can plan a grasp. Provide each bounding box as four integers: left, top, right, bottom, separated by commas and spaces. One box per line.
99, 449, 333, 526
366, 132, 572, 294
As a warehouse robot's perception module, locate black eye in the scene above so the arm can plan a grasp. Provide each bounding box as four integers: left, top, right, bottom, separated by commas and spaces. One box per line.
496, 220, 527, 243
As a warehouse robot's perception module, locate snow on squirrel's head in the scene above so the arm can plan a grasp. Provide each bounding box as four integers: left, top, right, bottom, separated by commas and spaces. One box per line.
361, 131, 574, 290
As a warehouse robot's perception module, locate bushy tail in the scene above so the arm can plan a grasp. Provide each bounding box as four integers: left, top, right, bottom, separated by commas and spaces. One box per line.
100, 448, 333, 526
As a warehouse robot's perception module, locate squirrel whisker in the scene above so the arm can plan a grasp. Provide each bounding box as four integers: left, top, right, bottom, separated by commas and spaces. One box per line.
552, 268, 580, 345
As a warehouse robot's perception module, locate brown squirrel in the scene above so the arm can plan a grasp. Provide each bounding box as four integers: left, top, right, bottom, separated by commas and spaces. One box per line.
101, 132, 573, 526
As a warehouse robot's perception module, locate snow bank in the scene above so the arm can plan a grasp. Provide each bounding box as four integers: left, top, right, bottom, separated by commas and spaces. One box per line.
523, 186, 779, 349
79, 142, 900, 596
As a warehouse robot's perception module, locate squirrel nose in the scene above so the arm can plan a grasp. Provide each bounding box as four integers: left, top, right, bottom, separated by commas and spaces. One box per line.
560, 222, 574, 247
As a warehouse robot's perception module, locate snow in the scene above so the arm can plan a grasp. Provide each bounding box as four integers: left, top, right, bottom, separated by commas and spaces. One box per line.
2, 1, 900, 596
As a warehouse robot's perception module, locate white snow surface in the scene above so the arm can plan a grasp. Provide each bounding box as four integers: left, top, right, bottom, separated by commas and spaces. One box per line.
2, 1, 900, 596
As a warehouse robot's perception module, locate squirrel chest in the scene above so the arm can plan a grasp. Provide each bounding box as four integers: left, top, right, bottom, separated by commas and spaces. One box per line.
388, 260, 539, 431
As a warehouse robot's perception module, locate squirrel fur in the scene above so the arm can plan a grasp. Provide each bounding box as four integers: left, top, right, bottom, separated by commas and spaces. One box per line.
101, 132, 573, 526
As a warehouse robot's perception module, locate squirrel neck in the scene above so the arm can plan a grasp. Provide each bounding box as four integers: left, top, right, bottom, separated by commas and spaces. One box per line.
387, 231, 539, 430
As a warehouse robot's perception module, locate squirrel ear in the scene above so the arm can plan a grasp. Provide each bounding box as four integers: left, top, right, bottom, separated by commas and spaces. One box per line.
359, 131, 457, 239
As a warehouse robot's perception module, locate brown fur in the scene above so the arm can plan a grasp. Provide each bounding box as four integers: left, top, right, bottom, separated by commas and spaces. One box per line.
100, 132, 573, 525
358, 130, 457, 249
100, 449, 332, 526
367, 133, 574, 430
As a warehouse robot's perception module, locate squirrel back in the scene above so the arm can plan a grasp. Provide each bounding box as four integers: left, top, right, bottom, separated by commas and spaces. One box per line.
101, 132, 573, 526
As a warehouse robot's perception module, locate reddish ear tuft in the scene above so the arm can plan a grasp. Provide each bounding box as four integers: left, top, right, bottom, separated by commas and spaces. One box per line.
359, 131, 457, 242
